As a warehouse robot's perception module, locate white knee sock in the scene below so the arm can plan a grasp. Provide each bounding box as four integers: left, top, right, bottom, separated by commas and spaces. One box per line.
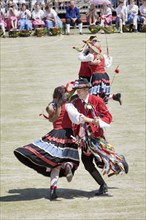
50, 166, 60, 189
66, 24, 70, 33
78, 23, 83, 33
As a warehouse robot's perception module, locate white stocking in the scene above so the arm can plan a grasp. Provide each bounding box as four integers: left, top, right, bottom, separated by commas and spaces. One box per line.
50, 166, 61, 188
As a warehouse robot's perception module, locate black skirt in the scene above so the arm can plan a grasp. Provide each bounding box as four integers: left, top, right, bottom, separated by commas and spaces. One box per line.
90, 72, 110, 97
14, 128, 80, 177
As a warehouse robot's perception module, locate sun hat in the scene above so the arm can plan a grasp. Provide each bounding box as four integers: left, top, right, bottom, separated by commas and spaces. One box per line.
87, 42, 100, 54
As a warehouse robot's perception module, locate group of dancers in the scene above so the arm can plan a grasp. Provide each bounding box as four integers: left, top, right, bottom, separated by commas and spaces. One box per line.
14, 35, 128, 201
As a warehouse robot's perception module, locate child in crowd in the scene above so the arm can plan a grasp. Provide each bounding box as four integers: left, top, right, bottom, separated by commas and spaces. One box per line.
116, 0, 127, 33
32, 2, 45, 29
86, 4, 99, 26
139, 0, 146, 27
7, 2, 19, 30
44, 2, 62, 35
37, 0, 45, 10
0, 1, 7, 37
127, 0, 138, 32
30, 0, 37, 11
18, 3, 32, 30
100, 3, 113, 27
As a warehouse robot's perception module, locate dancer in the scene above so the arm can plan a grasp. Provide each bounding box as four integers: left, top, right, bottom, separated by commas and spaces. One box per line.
78, 42, 122, 105
14, 86, 98, 200
73, 36, 101, 82
72, 78, 112, 195
71, 79, 128, 196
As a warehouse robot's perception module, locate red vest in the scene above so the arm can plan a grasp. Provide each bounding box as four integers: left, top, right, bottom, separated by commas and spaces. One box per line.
89, 54, 105, 74
53, 104, 72, 130
79, 62, 91, 78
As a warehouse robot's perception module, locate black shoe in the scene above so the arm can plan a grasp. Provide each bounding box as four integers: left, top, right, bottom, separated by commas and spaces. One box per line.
121, 155, 129, 174
113, 93, 122, 105
95, 183, 108, 196
65, 164, 73, 182
50, 188, 58, 201
79, 32, 83, 35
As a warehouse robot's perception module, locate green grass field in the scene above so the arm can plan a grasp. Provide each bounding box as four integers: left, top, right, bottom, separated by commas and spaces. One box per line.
0, 30, 145, 220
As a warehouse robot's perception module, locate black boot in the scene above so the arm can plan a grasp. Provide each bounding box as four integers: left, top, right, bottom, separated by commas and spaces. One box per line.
95, 183, 108, 196
50, 188, 58, 201
113, 93, 122, 105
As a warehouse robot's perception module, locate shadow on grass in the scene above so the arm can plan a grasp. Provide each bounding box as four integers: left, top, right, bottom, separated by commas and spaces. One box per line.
0, 187, 115, 202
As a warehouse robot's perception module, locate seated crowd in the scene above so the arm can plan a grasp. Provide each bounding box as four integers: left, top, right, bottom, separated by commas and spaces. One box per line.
0, 0, 146, 37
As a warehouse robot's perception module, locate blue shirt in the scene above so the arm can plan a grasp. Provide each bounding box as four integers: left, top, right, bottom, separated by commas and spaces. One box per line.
66, 6, 81, 19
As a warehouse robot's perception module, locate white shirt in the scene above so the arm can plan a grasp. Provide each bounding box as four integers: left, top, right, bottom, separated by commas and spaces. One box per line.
65, 103, 82, 125
140, 4, 146, 16
127, 4, 138, 15
19, 9, 31, 19
32, 9, 44, 19
101, 7, 112, 16
116, 5, 127, 19
78, 52, 94, 62
44, 8, 57, 19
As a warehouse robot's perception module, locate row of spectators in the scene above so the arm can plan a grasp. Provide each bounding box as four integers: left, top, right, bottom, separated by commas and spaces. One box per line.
86, 0, 146, 33
0, 0, 146, 37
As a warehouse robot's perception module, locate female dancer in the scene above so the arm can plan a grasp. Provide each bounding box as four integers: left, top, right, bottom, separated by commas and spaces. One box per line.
14, 86, 97, 200
78, 42, 122, 104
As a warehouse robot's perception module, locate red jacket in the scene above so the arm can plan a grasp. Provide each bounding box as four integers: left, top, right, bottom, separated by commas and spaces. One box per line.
73, 95, 112, 137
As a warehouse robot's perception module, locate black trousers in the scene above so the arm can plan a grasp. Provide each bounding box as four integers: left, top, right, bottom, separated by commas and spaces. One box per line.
66, 18, 82, 25
81, 151, 105, 186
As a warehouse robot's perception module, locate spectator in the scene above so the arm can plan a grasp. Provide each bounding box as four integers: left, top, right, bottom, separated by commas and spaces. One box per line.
100, 3, 113, 27
18, 3, 32, 31
7, 2, 19, 30
37, 0, 46, 10
86, 3, 99, 26
0, 1, 7, 37
12, 0, 19, 9
139, 0, 146, 28
44, 2, 63, 35
19, 0, 27, 10
127, 0, 138, 32
65, 0, 83, 35
32, 2, 45, 29
116, 0, 128, 33
30, 0, 37, 11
